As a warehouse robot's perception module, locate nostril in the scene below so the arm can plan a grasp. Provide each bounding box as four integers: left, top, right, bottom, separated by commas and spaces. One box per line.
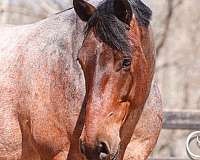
80, 140, 86, 154
97, 141, 110, 159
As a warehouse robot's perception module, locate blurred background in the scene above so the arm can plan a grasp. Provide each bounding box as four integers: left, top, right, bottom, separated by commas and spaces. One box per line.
0, 0, 199, 159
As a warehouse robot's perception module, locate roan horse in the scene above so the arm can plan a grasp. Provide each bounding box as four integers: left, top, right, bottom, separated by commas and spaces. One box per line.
0, 0, 163, 160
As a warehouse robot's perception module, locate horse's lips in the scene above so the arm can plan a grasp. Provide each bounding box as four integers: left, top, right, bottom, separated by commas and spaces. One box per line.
99, 152, 119, 160
99, 152, 108, 159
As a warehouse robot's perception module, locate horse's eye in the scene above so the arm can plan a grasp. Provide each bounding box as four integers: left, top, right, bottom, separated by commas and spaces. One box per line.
122, 58, 131, 68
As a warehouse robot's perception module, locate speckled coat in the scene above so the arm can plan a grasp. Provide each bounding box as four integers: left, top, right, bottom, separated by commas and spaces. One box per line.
0, 3, 163, 160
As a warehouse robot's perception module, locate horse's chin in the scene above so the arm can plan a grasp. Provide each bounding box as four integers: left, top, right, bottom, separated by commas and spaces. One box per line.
82, 150, 119, 160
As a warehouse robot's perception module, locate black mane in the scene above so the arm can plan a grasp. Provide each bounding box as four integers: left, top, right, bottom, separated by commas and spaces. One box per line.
130, 0, 152, 27
84, 0, 152, 54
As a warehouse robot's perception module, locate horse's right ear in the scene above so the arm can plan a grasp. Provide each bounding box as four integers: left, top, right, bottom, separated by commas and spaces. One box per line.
73, 0, 96, 22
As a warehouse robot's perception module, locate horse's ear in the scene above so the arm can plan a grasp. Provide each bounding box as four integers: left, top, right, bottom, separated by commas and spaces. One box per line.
73, 0, 96, 21
113, 0, 133, 26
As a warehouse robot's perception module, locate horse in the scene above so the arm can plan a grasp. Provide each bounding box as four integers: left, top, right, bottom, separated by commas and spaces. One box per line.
71, 0, 163, 159
0, 0, 163, 159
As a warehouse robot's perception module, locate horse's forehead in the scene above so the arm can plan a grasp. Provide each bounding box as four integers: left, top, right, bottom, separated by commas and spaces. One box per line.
84, 32, 115, 54
81, 14, 140, 60
83, 32, 105, 53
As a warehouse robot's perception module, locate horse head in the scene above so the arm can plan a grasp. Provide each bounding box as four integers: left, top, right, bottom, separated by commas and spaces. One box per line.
74, 0, 155, 159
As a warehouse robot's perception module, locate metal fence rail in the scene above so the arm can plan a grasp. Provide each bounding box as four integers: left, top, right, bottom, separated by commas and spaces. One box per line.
150, 110, 200, 160
163, 110, 200, 130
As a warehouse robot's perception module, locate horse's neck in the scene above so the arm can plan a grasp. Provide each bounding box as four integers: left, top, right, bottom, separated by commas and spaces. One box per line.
49, 8, 86, 91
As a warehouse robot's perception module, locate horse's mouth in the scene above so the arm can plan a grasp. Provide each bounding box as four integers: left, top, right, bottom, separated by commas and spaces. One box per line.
83, 151, 119, 160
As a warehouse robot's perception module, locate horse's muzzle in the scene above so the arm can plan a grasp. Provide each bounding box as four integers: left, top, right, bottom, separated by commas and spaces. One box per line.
80, 140, 110, 160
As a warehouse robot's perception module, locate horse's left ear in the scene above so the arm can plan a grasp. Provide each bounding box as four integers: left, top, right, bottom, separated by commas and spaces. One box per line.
73, 0, 96, 22
113, 0, 133, 26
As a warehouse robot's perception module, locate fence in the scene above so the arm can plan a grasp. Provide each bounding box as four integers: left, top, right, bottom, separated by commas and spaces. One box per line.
151, 110, 200, 160
163, 110, 200, 130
